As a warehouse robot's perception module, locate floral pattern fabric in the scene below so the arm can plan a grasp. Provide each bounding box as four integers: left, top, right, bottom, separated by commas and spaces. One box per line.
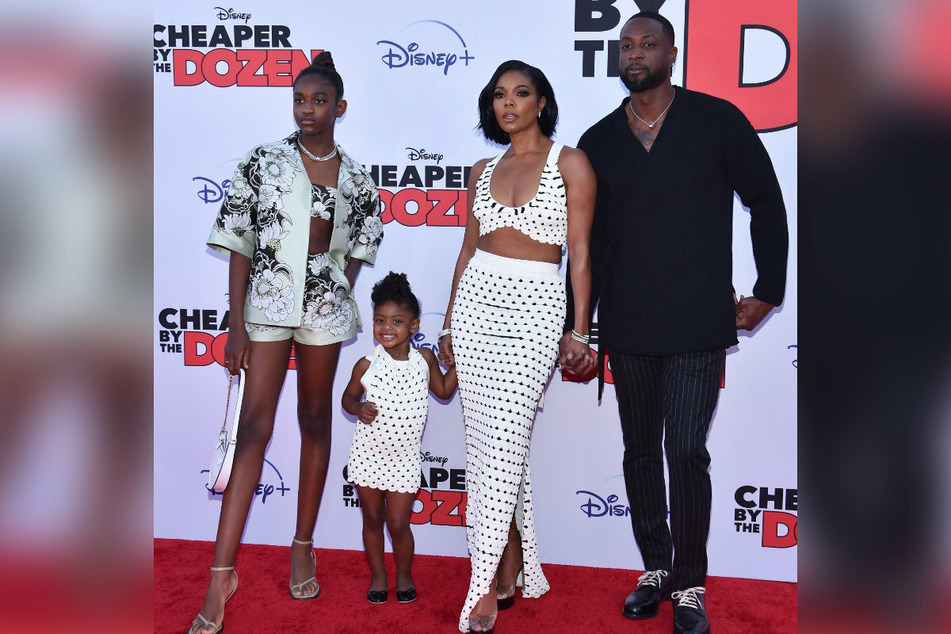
207, 133, 382, 328
311, 184, 335, 221
302, 253, 356, 336
340, 168, 383, 258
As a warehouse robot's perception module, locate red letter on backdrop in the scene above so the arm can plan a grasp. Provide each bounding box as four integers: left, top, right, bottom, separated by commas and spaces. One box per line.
684, 0, 796, 131
173, 49, 205, 87
184, 331, 215, 366
411, 489, 437, 525
761, 511, 798, 548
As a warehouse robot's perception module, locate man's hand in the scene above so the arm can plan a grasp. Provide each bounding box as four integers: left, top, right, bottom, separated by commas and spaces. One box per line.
559, 332, 595, 375
736, 295, 774, 331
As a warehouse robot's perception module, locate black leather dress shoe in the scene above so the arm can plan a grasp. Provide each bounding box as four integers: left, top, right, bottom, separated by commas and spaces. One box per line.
672, 587, 710, 633
396, 587, 417, 603
367, 589, 388, 604
623, 569, 671, 619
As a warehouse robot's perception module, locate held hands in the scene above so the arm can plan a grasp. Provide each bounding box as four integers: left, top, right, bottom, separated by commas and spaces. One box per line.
437, 334, 455, 368
440, 329, 596, 374
559, 332, 595, 375
224, 326, 251, 375
735, 295, 774, 331
356, 401, 379, 424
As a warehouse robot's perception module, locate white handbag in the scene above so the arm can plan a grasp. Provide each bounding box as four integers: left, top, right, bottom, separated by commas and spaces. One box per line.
208, 369, 245, 492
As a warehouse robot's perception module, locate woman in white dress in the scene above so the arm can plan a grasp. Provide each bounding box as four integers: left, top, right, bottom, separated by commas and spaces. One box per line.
438, 60, 598, 633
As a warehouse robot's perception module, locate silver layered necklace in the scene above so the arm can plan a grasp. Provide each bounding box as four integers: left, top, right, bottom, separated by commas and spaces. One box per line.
297, 137, 338, 162
629, 90, 675, 129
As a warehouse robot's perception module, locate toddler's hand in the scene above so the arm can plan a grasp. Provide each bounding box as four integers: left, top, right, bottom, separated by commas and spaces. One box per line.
438, 334, 455, 368
358, 401, 379, 424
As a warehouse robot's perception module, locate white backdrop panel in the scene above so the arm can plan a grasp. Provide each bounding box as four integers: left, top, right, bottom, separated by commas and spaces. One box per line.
154, 0, 797, 582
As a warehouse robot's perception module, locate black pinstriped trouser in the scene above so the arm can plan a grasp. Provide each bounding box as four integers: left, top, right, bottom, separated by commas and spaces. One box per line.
611, 349, 726, 591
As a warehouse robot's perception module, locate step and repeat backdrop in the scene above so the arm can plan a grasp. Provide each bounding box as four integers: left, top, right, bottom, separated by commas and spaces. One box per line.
154, 0, 797, 582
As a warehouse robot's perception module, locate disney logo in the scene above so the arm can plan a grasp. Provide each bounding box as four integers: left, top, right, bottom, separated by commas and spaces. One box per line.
787, 344, 797, 369
420, 451, 448, 466
406, 147, 444, 164
193, 176, 232, 204
215, 7, 252, 23
576, 490, 630, 518
209, 482, 283, 501
377, 20, 474, 76
410, 332, 439, 354
203, 459, 289, 503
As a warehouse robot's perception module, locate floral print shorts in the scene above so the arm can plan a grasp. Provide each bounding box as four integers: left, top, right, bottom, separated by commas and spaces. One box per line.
246, 252, 358, 346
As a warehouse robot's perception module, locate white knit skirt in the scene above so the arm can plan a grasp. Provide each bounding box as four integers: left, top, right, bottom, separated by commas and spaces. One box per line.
451, 249, 564, 631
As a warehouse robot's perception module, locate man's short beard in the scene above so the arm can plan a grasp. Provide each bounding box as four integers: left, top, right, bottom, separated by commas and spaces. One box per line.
621, 66, 669, 93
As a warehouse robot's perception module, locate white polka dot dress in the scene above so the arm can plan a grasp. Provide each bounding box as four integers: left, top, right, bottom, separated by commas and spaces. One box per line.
452, 249, 564, 631
347, 345, 430, 493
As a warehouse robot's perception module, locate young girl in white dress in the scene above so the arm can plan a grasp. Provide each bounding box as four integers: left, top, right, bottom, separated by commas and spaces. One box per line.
342, 272, 457, 604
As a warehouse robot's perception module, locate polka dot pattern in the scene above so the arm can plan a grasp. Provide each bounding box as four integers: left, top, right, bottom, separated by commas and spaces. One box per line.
347, 345, 430, 493
473, 142, 567, 247
451, 251, 565, 631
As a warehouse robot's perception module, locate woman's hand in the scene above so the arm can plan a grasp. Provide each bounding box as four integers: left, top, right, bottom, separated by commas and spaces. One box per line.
357, 401, 379, 424
224, 326, 251, 375
438, 334, 455, 368
559, 333, 594, 375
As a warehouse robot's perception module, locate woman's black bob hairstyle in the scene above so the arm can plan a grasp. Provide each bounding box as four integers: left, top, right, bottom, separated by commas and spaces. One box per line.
477, 60, 558, 145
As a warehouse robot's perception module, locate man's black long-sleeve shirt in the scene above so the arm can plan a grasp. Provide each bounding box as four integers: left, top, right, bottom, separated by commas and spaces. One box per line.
574, 86, 788, 356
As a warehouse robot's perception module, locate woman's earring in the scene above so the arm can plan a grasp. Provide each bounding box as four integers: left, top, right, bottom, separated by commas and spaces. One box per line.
537, 110, 542, 119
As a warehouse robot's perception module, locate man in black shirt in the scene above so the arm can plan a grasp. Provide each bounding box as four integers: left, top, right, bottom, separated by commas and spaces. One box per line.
570, 11, 788, 634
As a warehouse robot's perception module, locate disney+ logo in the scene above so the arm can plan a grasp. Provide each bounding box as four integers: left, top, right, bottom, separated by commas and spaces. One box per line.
203, 458, 290, 504
576, 490, 631, 518
377, 20, 474, 75
411, 332, 438, 354
411, 312, 448, 355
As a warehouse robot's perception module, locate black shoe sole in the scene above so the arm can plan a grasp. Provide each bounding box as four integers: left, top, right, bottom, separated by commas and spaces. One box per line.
497, 594, 515, 610
396, 589, 417, 604
624, 607, 659, 620
367, 591, 388, 604
623, 587, 674, 619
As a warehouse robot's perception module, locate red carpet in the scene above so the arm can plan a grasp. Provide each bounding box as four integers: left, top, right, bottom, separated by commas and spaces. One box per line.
155, 538, 795, 633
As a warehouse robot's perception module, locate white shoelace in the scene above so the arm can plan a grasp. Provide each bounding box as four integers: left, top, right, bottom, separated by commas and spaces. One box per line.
636, 569, 669, 588
671, 586, 706, 609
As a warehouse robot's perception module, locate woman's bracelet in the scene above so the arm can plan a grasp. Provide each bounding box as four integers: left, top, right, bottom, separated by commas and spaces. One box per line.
570, 329, 590, 344
437, 328, 452, 339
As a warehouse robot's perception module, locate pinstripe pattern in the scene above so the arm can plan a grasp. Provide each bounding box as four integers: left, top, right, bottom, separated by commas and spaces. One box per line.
612, 349, 725, 590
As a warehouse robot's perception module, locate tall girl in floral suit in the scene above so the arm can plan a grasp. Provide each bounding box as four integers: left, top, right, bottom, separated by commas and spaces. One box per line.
188, 51, 383, 634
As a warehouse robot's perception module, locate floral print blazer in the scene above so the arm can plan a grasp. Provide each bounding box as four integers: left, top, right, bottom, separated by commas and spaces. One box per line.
207, 133, 383, 328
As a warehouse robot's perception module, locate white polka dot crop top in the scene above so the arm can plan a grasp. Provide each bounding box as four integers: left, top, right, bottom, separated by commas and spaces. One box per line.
472, 142, 567, 246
